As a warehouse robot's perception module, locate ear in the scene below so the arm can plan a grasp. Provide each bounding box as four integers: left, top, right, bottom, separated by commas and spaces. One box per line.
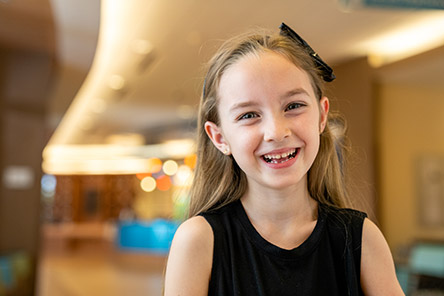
319, 96, 329, 133
204, 121, 231, 155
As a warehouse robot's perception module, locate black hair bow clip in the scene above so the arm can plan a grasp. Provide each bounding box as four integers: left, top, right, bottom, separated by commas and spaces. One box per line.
279, 22, 336, 82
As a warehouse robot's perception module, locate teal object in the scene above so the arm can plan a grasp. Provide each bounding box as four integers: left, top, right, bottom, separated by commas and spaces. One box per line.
117, 219, 179, 254
0, 256, 13, 289
395, 265, 410, 293
410, 243, 444, 278
364, 0, 444, 9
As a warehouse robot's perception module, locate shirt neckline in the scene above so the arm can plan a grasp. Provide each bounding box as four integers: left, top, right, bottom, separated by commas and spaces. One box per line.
232, 199, 327, 260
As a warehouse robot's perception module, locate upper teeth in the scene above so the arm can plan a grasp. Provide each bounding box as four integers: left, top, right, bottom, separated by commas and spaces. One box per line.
264, 149, 296, 160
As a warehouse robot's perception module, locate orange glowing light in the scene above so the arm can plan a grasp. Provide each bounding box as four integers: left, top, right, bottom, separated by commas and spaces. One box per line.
136, 172, 151, 180
184, 154, 197, 169
147, 158, 162, 173
156, 175, 172, 191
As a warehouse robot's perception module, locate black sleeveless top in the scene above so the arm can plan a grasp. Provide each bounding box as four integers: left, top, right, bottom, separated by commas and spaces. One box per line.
200, 200, 367, 296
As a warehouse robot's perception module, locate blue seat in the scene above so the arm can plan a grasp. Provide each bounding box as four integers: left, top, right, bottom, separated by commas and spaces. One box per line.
117, 219, 179, 255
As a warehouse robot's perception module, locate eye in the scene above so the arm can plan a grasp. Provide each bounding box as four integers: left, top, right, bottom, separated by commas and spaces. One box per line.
285, 102, 304, 111
239, 112, 258, 120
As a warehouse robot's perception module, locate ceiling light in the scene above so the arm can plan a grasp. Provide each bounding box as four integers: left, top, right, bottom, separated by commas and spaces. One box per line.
361, 14, 444, 67
105, 133, 145, 146
42, 140, 195, 175
108, 74, 126, 90
132, 39, 153, 55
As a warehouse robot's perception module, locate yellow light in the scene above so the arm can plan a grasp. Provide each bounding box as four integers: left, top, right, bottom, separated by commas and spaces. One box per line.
361, 14, 444, 67
163, 160, 178, 176
131, 39, 153, 55
42, 144, 196, 175
140, 176, 156, 192
108, 74, 126, 90
174, 165, 193, 187
184, 154, 197, 169
105, 133, 145, 146
147, 158, 162, 173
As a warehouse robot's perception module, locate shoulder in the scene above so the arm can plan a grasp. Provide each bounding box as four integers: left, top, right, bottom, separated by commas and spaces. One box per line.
167, 216, 214, 263
164, 216, 214, 296
360, 218, 405, 295
172, 215, 214, 247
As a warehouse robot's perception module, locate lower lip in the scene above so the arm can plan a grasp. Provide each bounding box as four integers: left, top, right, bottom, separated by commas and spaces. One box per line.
262, 149, 299, 169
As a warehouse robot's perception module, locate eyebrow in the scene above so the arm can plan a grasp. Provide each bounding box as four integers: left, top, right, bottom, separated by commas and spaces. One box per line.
281, 88, 310, 99
228, 88, 310, 113
229, 101, 260, 114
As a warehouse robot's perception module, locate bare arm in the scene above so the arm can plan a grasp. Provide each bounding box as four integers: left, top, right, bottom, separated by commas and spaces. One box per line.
360, 218, 405, 295
164, 216, 214, 296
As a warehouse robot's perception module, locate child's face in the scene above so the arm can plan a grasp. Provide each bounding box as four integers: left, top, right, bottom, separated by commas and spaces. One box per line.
205, 52, 329, 193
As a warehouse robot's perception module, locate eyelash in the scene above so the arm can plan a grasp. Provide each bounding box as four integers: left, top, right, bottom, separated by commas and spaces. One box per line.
285, 102, 304, 111
237, 102, 305, 121
239, 112, 258, 120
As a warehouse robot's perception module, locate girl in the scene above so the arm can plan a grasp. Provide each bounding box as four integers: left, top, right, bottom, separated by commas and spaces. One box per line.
164, 23, 404, 295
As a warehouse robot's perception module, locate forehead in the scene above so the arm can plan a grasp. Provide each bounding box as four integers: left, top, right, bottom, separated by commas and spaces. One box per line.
218, 51, 316, 101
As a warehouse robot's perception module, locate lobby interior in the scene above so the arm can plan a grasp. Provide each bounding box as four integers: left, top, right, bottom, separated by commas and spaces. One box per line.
0, 1, 444, 295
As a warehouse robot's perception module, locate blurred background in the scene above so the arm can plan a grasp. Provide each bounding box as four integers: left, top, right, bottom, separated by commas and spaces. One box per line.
0, 0, 443, 295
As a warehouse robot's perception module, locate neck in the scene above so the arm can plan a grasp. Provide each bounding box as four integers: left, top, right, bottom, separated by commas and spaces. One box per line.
239, 178, 319, 250
240, 177, 317, 224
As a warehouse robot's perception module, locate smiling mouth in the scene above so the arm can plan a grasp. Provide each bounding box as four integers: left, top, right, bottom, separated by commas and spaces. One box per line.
262, 148, 299, 164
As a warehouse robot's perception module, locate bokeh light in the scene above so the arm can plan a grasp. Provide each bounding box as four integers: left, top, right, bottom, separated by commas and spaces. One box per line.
147, 158, 162, 173
163, 160, 178, 176
41, 174, 57, 193
184, 154, 197, 169
174, 165, 193, 187
156, 175, 172, 191
136, 172, 151, 180
140, 176, 156, 192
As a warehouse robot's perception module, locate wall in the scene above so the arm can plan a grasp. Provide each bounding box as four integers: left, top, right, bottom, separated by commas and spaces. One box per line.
327, 58, 377, 219
46, 64, 89, 131
378, 83, 444, 250
329, 50, 444, 253
0, 47, 54, 294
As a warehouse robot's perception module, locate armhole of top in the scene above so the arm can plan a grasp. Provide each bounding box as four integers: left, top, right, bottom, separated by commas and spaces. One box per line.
352, 213, 367, 285
199, 214, 218, 283
351, 212, 367, 254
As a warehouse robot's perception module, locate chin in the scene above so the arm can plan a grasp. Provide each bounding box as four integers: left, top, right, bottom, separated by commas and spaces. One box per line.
258, 176, 306, 192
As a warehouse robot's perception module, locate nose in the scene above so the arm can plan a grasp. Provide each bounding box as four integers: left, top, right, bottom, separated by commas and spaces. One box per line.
263, 115, 291, 142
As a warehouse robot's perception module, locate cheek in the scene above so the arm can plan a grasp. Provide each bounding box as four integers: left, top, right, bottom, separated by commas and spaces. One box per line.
296, 116, 320, 136
224, 129, 261, 163
296, 120, 322, 155
229, 130, 258, 151
308, 129, 322, 158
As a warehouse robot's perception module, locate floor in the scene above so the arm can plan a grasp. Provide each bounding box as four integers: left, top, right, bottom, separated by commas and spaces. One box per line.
36, 239, 167, 296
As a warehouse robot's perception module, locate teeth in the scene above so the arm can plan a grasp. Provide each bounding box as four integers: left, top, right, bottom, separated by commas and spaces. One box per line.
263, 149, 296, 161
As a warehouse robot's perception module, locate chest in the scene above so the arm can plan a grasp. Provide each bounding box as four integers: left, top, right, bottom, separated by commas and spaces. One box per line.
207, 218, 363, 296
253, 219, 318, 250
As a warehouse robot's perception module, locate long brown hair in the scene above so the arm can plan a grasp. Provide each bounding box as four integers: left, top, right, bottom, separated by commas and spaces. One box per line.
188, 29, 352, 217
